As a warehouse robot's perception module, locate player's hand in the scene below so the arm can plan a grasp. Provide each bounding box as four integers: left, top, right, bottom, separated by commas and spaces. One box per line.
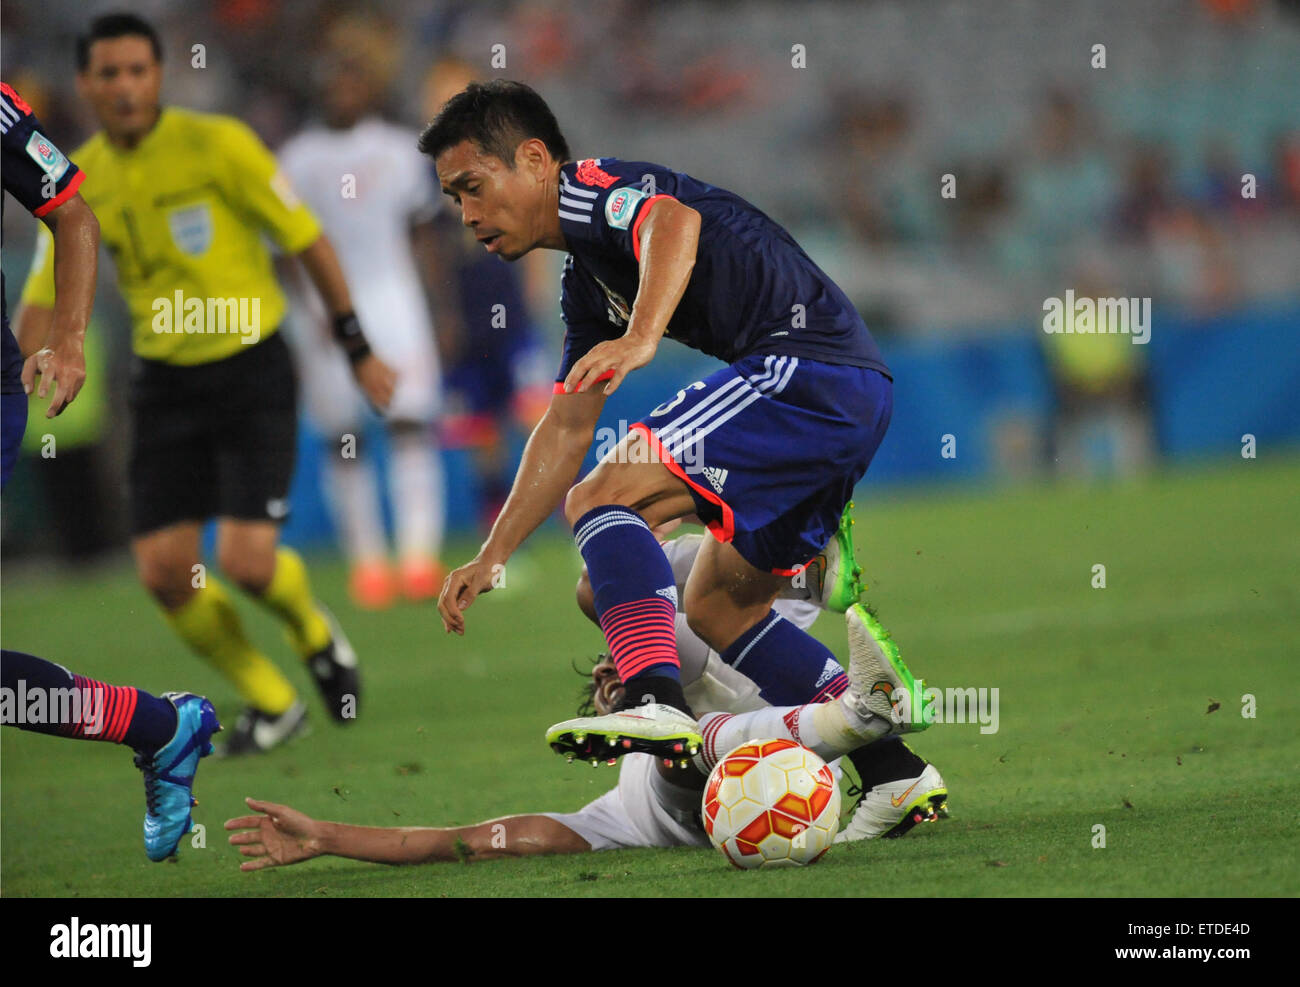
21, 342, 86, 418
437, 556, 503, 635
225, 797, 324, 871
352, 353, 397, 411
562, 334, 658, 397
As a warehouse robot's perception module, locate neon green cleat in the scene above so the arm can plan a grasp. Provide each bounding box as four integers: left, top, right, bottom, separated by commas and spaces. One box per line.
843, 603, 931, 734
546, 704, 703, 768
820, 501, 866, 613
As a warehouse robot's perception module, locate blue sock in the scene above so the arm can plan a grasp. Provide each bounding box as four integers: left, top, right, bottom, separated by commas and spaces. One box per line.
1, 649, 177, 750
720, 611, 848, 705
573, 506, 681, 686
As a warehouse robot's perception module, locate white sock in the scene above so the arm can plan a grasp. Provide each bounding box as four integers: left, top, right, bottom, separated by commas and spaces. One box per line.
697, 700, 890, 772
696, 706, 835, 770
388, 427, 445, 563
325, 455, 386, 564
811, 697, 891, 753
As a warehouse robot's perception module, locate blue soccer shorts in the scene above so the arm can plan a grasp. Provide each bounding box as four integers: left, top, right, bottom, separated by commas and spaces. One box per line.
631, 354, 892, 574
1, 390, 28, 490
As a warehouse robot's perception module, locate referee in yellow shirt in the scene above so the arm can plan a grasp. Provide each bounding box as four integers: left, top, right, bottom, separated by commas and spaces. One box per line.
18, 13, 397, 754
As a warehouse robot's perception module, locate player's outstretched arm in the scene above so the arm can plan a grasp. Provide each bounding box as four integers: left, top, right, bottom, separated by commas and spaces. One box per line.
225, 798, 590, 869
563, 198, 700, 397
19, 193, 99, 418
437, 387, 605, 635
295, 234, 397, 410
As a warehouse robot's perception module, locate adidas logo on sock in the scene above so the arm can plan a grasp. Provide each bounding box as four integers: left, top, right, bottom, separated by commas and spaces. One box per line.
815, 658, 841, 688
655, 586, 679, 606
701, 466, 729, 494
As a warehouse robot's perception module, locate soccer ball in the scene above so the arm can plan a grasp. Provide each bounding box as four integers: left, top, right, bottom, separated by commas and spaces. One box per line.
701, 739, 840, 869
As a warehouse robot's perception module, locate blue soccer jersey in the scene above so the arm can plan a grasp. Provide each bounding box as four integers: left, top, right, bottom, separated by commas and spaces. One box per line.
1, 81, 85, 394
555, 157, 889, 385
1, 82, 86, 488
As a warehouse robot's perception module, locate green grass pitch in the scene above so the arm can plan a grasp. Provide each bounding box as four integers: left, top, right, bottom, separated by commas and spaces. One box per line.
2, 456, 1296, 897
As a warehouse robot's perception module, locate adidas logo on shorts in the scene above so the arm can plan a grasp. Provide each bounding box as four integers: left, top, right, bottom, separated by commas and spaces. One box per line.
701, 466, 729, 494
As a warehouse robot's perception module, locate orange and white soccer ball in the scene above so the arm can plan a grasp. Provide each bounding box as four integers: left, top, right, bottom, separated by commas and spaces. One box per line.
701, 738, 840, 869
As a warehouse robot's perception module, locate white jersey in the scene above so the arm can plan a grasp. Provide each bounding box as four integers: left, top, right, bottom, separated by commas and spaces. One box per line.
278, 117, 441, 427
544, 531, 830, 851
550, 754, 712, 852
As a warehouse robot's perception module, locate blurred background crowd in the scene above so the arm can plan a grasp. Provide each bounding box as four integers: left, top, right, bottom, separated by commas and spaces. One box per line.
2, 0, 1298, 567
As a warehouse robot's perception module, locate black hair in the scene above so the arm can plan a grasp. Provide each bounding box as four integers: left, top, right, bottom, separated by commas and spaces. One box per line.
418, 79, 569, 167
77, 13, 163, 71
574, 653, 607, 718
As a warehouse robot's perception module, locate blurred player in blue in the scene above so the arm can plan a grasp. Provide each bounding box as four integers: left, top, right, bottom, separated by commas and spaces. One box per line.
0, 79, 217, 861
427, 82, 915, 762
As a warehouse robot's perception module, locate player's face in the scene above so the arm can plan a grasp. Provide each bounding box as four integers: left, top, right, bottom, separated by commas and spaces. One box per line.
436, 138, 554, 261
323, 57, 379, 128
591, 658, 625, 716
78, 36, 162, 141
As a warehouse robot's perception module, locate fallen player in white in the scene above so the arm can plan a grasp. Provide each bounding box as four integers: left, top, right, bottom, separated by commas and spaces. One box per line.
569, 529, 949, 844
225, 603, 946, 869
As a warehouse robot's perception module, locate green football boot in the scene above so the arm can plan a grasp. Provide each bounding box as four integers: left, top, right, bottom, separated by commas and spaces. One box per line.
843, 603, 932, 734
820, 501, 866, 613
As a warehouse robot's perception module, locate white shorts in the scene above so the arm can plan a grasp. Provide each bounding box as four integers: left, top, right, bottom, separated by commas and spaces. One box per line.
288, 279, 440, 432
542, 754, 711, 852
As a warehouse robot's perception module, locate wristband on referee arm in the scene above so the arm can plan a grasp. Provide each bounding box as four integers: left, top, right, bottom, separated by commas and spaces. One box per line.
332, 312, 372, 365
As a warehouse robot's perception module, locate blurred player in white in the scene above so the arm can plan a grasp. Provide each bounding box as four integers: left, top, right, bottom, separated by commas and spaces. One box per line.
279, 19, 445, 608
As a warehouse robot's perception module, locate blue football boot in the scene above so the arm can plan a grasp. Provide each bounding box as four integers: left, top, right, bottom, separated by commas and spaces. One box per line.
134, 692, 221, 861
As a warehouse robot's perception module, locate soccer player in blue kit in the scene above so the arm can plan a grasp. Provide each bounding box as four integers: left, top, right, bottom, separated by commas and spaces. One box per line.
1, 80, 218, 861
429, 81, 924, 767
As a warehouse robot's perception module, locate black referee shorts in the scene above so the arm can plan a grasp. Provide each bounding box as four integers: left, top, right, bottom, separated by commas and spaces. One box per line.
128, 331, 298, 536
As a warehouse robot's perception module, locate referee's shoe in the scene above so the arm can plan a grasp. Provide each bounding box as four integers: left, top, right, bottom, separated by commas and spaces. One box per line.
306, 604, 360, 723
221, 607, 359, 755
221, 701, 308, 757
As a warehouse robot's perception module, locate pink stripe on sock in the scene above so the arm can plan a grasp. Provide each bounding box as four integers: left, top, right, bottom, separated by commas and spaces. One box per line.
104, 685, 136, 743
701, 712, 733, 768
599, 596, 679, 682
65, 677, 136, 742
812, 673, 849, 704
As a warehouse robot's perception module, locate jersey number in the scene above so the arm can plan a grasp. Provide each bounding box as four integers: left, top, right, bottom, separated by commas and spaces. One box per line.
650, 381, 706, 417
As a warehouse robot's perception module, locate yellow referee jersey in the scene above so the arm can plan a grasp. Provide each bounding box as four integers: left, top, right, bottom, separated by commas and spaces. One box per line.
20, 106, 321, 366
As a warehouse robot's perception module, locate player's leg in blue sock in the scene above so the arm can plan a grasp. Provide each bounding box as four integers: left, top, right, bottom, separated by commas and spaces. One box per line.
0, 649, 177, 751
686, 537, 850, 706
571, 506, 686, 708
718, 610, 849, 705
